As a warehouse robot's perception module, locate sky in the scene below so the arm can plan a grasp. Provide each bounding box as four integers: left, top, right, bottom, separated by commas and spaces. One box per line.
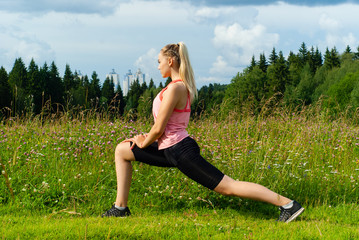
1, 0, 359, 88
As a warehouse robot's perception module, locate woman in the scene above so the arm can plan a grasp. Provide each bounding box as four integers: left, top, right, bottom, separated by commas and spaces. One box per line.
102, 42, 304, 222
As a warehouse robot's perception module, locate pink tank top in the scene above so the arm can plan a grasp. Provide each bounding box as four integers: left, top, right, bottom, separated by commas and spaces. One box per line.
152, 80, 191, 150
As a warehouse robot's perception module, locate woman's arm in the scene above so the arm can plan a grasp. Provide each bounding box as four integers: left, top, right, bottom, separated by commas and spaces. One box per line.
132, 84, 185, 148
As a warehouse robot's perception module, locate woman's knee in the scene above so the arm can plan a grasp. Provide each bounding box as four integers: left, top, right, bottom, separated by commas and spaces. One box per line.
214, 175, 236, 196
115, 142, 135, 161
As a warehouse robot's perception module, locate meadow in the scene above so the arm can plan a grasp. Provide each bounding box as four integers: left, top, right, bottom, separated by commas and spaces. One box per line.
0, 107, 359, 239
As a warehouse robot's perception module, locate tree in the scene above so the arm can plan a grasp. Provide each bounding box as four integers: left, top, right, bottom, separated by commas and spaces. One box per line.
114, 83, 126, 115
148, 78, 155, 89
125, 79, 141, 112
27, 59, 43, 113
269, 47, 278, 65
288, 51, 302, 87
248, 55, 256, 72
310, 47, 323, 75
89, 71, 101, 107
47, 62, 64, 107
8, 58, 28, 114
292, 64, 315, 105
324, 47, 340, 69
63, 64, 74, 92
0, 67, 11, 112
354, 46, 359, 60
267, 51, 289, 96
258, 53, 268, 73
101, 77, 115, 106
350, 75, 359, 108
8, 58, 28, 91
298, 42, 309, 67
344, 45, 352, 54
327, 71, 359, 109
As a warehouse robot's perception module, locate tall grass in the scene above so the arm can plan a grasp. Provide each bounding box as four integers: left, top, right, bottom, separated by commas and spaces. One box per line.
0, 105, 358, 217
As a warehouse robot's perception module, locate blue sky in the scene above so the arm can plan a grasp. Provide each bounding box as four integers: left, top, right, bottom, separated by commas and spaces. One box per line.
1, 0, 359, 88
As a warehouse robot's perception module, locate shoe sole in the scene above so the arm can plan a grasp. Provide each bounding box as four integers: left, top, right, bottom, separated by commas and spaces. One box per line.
285, 207, 305, 223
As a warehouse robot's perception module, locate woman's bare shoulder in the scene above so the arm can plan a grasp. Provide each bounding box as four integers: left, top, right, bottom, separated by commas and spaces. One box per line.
167, 81, 187, 94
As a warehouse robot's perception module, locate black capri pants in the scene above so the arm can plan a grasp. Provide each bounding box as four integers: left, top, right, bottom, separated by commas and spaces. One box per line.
131, 136, 224, 190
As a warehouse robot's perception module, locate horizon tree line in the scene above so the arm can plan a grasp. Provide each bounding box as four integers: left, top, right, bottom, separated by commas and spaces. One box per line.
1, 42, 359, 119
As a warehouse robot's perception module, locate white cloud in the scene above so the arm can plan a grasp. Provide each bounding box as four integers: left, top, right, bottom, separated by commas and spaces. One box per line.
0, 23, 55, 69
192, 6, 257, 26
209, 56, 238, 75
317, 13, 358, 49
343, 33, 357, 47
319, 14, 340, 31
212, 22, 279, 67
135, 48, 161, 84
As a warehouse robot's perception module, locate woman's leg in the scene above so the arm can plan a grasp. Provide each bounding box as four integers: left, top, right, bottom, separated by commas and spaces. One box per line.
114, 142, 136, 207
214, 175, 291, 206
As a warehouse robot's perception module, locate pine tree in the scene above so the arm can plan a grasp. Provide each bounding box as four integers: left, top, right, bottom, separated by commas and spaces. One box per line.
0, 67, 11, 112
141, 81, 148, 92
126, 79, 142, 111
27, 59, 43, 113
313, 47, 323, 73
354, 46, 359, 60
48, 62, 64, 106
269, 47, 278, 65
8, 58, 28, 114
345, 45, 351, 54
82, 75, 90, 107
258, 53, 268, 73
248, 55, 256, 72
8, 58, 28, 91
298, 42, 309, 66
63, 64, 74, 92
89, 71, 101, 106
101, 77, 115, 106
287, 51, 301, 85
324, 47, 340, 69
149, 78, 155, 89
115, 83, 125, 115
267, 51, 289, 96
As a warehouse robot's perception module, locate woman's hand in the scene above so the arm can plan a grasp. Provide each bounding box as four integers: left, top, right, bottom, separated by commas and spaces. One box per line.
133, 134, 146, 149
121, 134, 147, 149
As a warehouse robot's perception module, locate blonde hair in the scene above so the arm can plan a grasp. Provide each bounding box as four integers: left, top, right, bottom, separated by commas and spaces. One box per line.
161, 42, 197, 101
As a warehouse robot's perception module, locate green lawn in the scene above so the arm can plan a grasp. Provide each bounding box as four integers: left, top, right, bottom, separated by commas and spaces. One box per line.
1, 204, 358, 239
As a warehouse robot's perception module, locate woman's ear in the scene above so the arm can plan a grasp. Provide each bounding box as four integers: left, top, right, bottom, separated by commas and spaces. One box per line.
168, 57, 173, 67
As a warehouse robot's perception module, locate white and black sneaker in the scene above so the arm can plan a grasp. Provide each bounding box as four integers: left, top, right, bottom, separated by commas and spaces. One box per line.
101, 205, 131, 217
278, 200, 304, 223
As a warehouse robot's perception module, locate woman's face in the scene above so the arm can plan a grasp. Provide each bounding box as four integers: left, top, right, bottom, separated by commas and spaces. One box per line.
158, 52, 171, 78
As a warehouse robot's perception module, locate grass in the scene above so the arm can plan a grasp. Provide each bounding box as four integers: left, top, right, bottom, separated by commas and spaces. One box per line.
0, 204, 358, 239
1, 204, 359, 239
0, 109, 359, 239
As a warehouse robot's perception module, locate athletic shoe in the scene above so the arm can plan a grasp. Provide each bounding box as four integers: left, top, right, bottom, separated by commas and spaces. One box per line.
101, 205, 131, 217
277, 200, 304, 223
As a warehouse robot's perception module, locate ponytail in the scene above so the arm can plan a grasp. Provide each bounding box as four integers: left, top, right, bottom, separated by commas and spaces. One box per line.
178, 42, 197, 102
161, 42, 197, 101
